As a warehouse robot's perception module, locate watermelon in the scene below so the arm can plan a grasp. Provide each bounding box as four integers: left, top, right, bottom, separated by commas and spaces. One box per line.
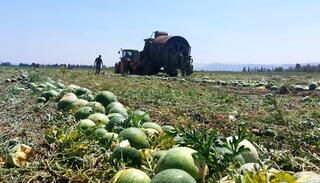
85, 102, 106, 114
74, 106, 93, 121
56, 82, 65, 89
142, 122, 163, 133
78, 93, 94, 101
43, 82, 56, 89
112, 146, 142, 166
216, 137, 259, 165
67, 84, 81, 92
112, 168, 151, 183
155, 147, 208, 180
151, 169, 196, 183
37, 97, 47, 103
118, 127, 148, 149
87, 113, 109, 127
95, 91, 118, 107
143, 128, 159, 136
40, 90, 59, 100
78, 119, 96, 130
6, 144, 32, 167
106, 115, 126, 131
21, 74, 28, 80
152, 150, 167, 160
37, 83, 46, 88
109, 107, 128, 118
107, 113, 125, 120
93, 128, 118, 143
94, 128, 108, 136
58, 93, 78, 111
98, 132, 118, 142
28, 82, 38, 91
161, 125, 176, 133
309, 82, 318, 91
132, 111, 151, 123
294, 85, 305, 91
294, 171, 320, 183
72, 99, 89, 109
106, 102, 124, 112
75, 87, 92, 96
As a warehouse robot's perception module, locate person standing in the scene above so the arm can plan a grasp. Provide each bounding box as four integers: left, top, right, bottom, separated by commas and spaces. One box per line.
94, 55, 103, 75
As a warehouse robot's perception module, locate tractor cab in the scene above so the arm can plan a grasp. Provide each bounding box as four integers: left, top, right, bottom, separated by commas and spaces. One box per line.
115, 49, 141, 74
119, 49, 140, 62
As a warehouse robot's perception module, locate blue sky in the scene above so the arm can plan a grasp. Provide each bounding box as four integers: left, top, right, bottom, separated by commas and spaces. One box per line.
0, 0, 319, 66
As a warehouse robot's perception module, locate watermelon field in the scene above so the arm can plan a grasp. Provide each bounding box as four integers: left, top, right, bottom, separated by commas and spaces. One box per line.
0, 67, 319, 182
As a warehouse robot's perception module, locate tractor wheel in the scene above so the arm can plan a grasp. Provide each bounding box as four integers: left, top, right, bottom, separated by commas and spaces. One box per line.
165, 68, 178, 77
119, 62, 126, 74
186, 64, 193, 76
114, 63, 119, 73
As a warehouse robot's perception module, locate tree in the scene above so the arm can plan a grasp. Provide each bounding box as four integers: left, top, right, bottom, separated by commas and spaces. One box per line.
274, 67, 284, 72
295, 63, 301, 70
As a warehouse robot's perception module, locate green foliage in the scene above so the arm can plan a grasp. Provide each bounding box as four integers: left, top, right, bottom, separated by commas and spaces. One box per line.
263, 94, 287, 125
176, 123, 251, 181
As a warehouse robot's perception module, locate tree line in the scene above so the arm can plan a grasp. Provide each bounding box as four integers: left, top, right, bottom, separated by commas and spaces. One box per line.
242, 63, 320, 73
0, 62, 96, 69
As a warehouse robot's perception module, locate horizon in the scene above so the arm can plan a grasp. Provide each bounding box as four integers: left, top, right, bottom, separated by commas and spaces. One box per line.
0, 1, 319, 66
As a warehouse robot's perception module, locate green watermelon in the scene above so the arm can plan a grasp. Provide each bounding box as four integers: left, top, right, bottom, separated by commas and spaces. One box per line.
87, 113, 109, 127
161, 125, 176, 133
106, 102, 124, 112
37, 97, 47, 103
28, 82, 38, 91
109, 106, 128, 118
95, 91, 118, 107
151, 169, 196, 183
112, 146, 142, 166
142, 122, 163, 133
43, 82, 56, 89
75, 87, 92, 96
118, 127, 148, 149
85, 102, 106, 114
152, 150, 168, 160
133, 111, 151, 123
309, 82, 318, 91
93, 128, 108, 136
216, 137, 259, 165
106, 115, 126, 131
40, 90, 59, 100
66, 84, 81, 92
74, 106, 93, 121
93, 128, 115, 141
72, 99, 89, 109
58, 93, 78, 111
56, 82, 65, 89
155, 147, 208, 180
78, 119, 96, 130
107, 113, 125, 120
111, 168, 151, 183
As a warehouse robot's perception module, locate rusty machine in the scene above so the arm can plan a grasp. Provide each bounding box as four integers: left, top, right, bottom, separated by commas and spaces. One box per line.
114, 31, 193, 76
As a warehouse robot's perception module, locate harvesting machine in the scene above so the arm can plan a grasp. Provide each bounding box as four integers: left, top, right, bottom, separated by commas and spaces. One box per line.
114, 31, 193, 76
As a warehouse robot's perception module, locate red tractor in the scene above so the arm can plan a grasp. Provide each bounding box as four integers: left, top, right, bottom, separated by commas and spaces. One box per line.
115, 31, 193, 76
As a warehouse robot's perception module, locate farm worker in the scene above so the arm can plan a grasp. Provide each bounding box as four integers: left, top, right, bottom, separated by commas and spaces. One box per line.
94, 55, 103, 75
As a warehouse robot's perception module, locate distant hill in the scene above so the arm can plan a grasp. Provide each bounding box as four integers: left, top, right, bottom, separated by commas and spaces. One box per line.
194, 63, 320, 71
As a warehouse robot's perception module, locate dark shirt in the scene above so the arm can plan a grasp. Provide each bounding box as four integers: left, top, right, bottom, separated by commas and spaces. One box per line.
95, 57, 103, 66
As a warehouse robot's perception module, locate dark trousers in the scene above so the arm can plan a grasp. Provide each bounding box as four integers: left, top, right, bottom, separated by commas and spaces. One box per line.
95, 65, 101, 75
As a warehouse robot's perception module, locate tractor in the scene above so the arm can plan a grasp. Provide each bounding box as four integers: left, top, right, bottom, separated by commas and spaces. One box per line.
114, 31, 193, 76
